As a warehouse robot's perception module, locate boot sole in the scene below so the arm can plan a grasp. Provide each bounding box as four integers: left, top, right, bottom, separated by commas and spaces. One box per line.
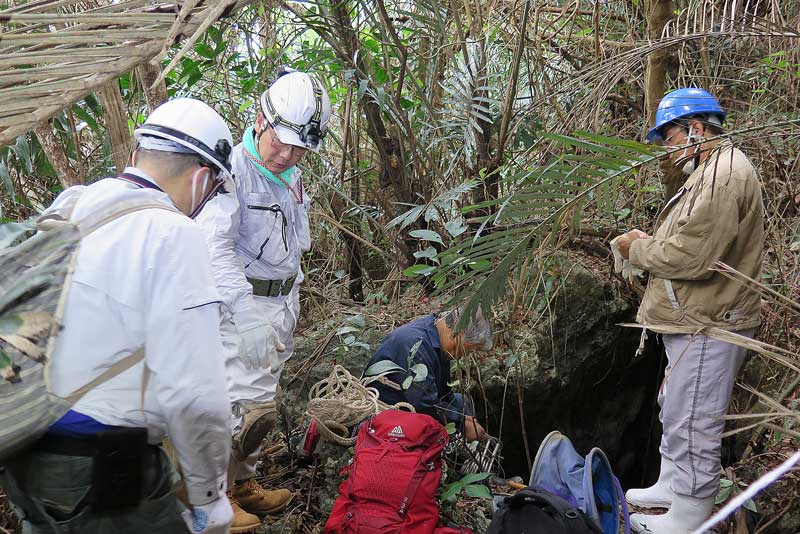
230, 521, 262, 534
626, 497, 672, 509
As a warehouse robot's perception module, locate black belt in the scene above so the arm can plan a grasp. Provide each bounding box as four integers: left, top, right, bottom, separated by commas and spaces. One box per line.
248, 275, 296, 298
35, 429, 159, 458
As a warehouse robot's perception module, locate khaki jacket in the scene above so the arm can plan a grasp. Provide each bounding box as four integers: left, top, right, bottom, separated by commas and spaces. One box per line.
629, 141, 764, 332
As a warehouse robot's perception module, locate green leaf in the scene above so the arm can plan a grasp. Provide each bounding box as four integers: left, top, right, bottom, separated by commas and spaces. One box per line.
195, 43, 217, 59
445, 422, 457, 434
461, 472, 491, 485
238, 99, 255, 114
0, 161, 14, 202
336, 326, 360, 336
403, 264, 436, 277
464, 484, 492, 499
414, 246, 439, 261
440, 482, 463, 503
402, 375, 414, 390
410, 363, 428, 381
364, 360, 406, 377
715, 481, 733, 504
743, 499, 757, 513
445, 220, 468, 237
346, 314, 366, 327
409, 229, 443, 244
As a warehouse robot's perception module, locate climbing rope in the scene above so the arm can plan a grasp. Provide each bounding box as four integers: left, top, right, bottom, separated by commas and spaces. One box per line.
305, 365, 414, 446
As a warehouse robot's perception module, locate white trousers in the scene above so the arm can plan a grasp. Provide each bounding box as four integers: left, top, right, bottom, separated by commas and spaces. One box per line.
225, 288, 299, 481
658, 330, 754, 499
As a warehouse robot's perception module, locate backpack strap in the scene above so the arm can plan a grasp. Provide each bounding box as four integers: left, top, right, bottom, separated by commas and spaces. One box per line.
63, 348, 144, 404
77, 201, 181, 237
613, 476, 631, 534
59, 199, 181, 406
398, 455, 429, 517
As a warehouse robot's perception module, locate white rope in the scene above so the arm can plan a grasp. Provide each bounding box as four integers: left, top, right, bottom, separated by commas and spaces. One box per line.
691, 449, 800, 534
305, 365, 414, 446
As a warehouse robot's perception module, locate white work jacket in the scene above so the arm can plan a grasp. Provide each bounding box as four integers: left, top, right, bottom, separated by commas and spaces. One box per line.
45, 169, 231, 506
196, 143, 311, 317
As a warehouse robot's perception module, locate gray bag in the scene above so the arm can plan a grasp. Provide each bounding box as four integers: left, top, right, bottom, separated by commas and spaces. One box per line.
0, 194, 177, 459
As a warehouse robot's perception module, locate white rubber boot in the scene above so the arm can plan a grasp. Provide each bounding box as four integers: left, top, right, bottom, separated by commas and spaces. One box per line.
626, 458, 675, 508
630, 493, 714, 534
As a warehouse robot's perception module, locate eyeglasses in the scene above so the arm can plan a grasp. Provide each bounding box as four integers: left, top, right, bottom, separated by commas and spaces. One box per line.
656, 129, 687, 148
268, 127, 307, 158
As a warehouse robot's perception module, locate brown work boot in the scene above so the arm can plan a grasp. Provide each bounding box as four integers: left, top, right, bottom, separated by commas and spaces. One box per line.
228, 496, 261, 534
230, 478, 293, 516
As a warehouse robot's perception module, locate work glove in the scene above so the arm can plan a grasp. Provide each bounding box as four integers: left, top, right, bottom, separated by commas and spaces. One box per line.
233, 304, 285, 370
181, 495, 233, 534
610, 234, 645, 282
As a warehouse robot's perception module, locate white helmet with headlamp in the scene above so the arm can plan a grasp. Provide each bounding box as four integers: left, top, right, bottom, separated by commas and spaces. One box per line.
134, 98, 234, 177
259, 68, 331, 153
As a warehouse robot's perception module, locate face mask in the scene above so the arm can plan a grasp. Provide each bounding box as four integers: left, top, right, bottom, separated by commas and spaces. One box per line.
676, 126, 704, 176
189, 167, 211, 215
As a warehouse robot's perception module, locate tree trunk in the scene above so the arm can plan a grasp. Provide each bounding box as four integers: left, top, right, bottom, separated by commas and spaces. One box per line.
98, 80, 132, 174
327, 0, 416, 267
33, 122, 81, 188
643, 0, 675, 136
137, 62, 169, 112
644, 0, 682, 198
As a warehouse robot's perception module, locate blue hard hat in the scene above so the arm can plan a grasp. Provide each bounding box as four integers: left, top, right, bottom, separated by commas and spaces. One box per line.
646, 88, 726, 142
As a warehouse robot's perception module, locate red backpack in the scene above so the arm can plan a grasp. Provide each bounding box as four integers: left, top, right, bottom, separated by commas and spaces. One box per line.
324, 410, 449, 534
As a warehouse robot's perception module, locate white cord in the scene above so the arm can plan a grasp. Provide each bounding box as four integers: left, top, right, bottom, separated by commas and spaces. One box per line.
691, 449, 800, 534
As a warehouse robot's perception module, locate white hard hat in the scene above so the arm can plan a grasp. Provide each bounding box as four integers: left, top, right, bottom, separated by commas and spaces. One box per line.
259, 69, 331, 153
134, 98, 233, 176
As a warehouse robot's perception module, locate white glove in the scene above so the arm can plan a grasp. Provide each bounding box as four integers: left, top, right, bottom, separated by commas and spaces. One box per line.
181, 495, 233, 534
610, 235, 644, 282
233, 304, 285, 370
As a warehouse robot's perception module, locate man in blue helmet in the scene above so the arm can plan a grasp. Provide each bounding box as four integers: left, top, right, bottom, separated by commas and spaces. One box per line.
614, 88, 764, 534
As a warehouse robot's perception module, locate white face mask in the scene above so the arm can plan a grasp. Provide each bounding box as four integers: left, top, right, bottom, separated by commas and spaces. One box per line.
677, 125, 704, 176
189, 167, 211, 215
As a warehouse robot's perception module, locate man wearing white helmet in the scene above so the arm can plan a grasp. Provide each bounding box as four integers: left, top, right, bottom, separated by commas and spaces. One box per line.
196, 68, 331, 530
0, 99, 235, 534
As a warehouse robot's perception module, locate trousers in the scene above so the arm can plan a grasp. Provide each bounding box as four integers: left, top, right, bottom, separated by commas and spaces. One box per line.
226, 290, 299, 482
658, 330, 754, 498
0, 447, 186, 534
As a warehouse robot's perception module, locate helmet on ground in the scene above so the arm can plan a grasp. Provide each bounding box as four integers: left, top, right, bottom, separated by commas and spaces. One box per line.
646, 88, 726, 142
134, 98, 233, 175
259, 68, 331, 153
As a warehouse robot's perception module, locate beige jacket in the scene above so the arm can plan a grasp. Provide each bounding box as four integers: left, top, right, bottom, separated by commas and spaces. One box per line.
629, 141, 764, 332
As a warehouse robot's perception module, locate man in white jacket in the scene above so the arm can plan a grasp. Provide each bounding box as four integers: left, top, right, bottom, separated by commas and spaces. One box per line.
0, 99, 235, 534
196, 69, 331, 530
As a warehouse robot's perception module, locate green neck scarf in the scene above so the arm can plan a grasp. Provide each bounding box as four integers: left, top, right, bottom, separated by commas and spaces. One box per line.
242, 126, 295, 187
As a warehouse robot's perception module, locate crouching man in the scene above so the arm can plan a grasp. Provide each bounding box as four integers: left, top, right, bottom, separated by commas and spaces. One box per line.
0, 99, 235, 534
363, 306, 494, 441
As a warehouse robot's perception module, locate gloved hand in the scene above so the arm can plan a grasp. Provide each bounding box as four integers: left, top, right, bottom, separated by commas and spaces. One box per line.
181, 495, 233, 534
610, 232, 646, 282
233, 304, 285, 370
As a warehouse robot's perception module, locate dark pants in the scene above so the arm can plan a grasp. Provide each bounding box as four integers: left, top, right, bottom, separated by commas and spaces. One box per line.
0, 447, 188, 534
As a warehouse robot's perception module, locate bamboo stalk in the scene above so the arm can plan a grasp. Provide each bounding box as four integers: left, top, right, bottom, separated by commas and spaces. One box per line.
99, 79, 133, 174
0, 48, 155, 64
0, 39, 162, 147
0, 13, 177, 24
0, 64, 128, 83
152, 0, 238, 88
